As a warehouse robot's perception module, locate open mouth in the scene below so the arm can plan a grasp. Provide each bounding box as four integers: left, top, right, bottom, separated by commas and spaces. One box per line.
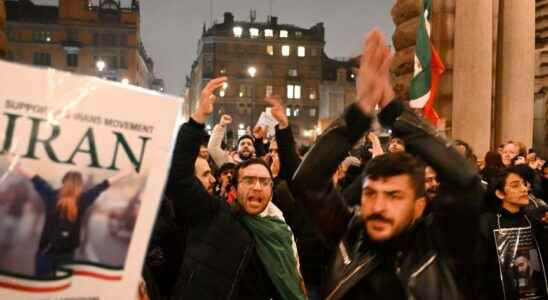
247, 196, 264, 208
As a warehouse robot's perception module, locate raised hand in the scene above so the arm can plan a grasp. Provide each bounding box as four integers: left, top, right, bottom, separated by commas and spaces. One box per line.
367, 132, 384, 158
265, 95, 289, 129
191, 77, 227, 124
253, 125, 268, 140
356, 29, 394, 114
220, 114, 232, 127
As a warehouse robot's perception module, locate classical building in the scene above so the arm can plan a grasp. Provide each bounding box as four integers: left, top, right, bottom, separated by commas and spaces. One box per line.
318, 55, 356, 133
390, 0, 536, 158
3, 0, 156, 88
188, 12, 325, 145
0, 0, 6, 57
535, 0, 548, 158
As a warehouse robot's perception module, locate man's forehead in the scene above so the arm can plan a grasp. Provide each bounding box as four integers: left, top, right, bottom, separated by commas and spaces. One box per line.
362, 174, 413, 191
240, 164, 270, 176
195, 158, 210, 171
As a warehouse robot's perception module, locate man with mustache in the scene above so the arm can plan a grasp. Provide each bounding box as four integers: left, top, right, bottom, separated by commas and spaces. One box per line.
208, 114, 267, 166
292, 29, 484, 299
166, 77, 306, 300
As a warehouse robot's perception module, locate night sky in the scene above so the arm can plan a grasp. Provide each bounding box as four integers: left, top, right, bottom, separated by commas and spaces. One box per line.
33, 0, 395, 95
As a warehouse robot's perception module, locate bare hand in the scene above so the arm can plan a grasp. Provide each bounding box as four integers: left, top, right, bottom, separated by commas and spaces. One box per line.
220, 114, 232, 127
270, 153, 280, 178
253, 125, 268, 140
356, 29, 393, 114
265, 95, 289, 129
367, 132, 384, 158
191, 77, 227, 124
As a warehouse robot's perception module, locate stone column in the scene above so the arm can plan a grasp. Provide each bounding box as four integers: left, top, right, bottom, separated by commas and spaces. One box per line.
452, 0, 494, 157
494, 0, 535, 147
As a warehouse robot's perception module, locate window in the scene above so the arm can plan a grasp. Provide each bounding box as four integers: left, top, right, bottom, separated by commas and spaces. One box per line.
266, 45, 274, 56
310, 108, 317, 117
67, 53, 78, 67
294, 85, 301, 99
33, 52, 51, 66
219, 68, 227, 75
281, 45, 290, 57
286, 107, 291, 116
119, 54, 127, 69
280, 30, 288, 38
33, 31, 52, 43
67, 30, 78, 42
233, 26, 243, 37
287, 84, 301, 99
288, 68, 298, 77
250, 28, 259, 38
311, 48, 319, 57
295, 31, 302, 37
239, 85, 246, 97
293, 108, 300, 117
266, 85, 273, 97
264, 29, 274, 38
298, 46, 306, 57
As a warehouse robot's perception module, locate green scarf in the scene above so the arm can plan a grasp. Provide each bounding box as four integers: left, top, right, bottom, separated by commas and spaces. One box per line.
238, 203, 308, 300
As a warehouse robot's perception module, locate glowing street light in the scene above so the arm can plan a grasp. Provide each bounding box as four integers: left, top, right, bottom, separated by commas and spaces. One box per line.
247, 66, 257, 78
96, 60, 106, 72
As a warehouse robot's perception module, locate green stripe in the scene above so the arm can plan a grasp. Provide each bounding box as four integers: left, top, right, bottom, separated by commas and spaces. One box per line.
410, 0, 433, 100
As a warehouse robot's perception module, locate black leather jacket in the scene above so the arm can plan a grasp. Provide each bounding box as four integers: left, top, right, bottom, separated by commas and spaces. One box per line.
292, 101, 485, 300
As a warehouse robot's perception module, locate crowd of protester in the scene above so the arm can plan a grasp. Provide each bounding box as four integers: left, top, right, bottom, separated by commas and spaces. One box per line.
138, 30, 548, 300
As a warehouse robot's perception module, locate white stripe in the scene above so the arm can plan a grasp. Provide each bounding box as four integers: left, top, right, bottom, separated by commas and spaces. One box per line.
410, 91, 431, 108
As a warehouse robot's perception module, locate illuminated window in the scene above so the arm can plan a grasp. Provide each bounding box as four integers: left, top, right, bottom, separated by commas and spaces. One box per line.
310, 108, 316, 117
309, 89, 316, 100
287, 84, 301, 99
266, 45, 274, 56
266, 85, 273, 97
293, 108, 300, 117
280, 30, 288, 38
298, 46, 306, 57
281, 45, 290, 57
233, 26, 243, 37
288, 68, 298, 77
250, 28, 259, 38
264, 29, 274, 38
239, 85, 246, 97
286, 107, 291, 116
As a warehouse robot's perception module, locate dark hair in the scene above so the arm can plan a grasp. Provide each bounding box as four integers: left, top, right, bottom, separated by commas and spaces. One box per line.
491, 166, 524, 194
512, 164, 535, 187
231, 158, 273, 187
484, 151, 504, 170
363, 152, 425, 198
237, 134, 255, 147
389, 137, 405, 146
217, 162, 237, 178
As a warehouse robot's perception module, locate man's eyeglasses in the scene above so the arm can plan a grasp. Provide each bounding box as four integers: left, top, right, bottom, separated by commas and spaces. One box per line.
239, 176, 273, 187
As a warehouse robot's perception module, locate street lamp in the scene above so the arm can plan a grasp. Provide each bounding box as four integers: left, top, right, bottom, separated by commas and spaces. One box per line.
247, 66, 257, 78
96, 59, 106, 72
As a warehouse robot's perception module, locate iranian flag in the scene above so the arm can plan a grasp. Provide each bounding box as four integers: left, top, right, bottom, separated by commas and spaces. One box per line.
409, 0, 445, 125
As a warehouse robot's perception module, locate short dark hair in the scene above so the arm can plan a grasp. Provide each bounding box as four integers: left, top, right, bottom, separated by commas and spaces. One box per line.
363, 152, 425, 198
237, 134, 255, 147
231, 158, 273, 187
217, 162, 237, 178
491, 166, 524, 194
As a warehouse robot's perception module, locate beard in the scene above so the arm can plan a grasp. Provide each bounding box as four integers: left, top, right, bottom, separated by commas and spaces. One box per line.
238, 149, 253, 160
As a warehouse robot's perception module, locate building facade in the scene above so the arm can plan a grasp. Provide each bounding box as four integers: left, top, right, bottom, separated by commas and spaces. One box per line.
188, 12, 325, 145
390, 0, 536, 158
3, 0, 156, 88
0, 0, 6, 57
535, 0, 548, 158
318, 55, 356, 133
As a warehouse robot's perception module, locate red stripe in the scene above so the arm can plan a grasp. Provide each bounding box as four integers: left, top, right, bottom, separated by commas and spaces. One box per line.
73, 270, 122, 281
0, 281, 70, 293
